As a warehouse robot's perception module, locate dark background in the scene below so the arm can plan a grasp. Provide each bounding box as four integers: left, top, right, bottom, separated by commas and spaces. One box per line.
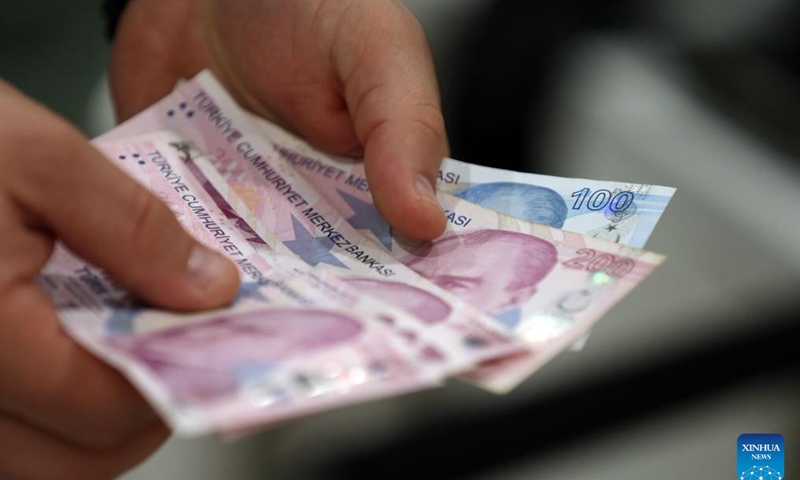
1, 1, 798, 479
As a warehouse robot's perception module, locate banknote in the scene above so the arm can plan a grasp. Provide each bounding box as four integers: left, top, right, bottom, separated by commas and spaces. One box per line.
99, 71, 666, 393
253, 129, 667, 390
249, 111, 674, 351
427, 193, 665, 391
438, 160, 675, 248
249, 115, 675, 249
132, 132, 480, 376
99, 71, 530, 373
248, 107, 668, 384
46, 134, 456, 435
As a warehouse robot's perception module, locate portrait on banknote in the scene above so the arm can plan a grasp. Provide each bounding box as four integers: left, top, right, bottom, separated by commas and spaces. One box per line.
454, 182, 568, 228
107, 309, 363, 402
405, 230, 558, 314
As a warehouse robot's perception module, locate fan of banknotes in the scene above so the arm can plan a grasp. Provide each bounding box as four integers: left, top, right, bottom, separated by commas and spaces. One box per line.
42, 71, 674, 437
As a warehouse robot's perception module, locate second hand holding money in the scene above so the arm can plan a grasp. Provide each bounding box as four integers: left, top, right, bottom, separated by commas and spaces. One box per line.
109, 0, 450, 240
0, 79, 239, 479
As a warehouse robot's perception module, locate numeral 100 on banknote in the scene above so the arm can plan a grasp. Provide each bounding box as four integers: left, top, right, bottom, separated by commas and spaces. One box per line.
570, 188, 635, 213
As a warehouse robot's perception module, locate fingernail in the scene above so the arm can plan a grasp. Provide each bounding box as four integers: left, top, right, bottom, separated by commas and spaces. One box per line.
415, 175, 439, 207
187, 245, 233, 292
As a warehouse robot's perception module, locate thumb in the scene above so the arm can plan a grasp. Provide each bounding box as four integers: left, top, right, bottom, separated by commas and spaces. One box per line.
10, 124, 239, 311
337, 3, 448, 240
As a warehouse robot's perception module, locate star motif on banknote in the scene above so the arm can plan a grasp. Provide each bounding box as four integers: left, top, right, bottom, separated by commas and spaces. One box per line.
337, 189, 393, 251
235, 282, 268, 303
284, 215, 348, 269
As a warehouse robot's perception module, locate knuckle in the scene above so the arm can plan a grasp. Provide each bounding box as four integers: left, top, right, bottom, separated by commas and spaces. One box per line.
411, 104, 447, 142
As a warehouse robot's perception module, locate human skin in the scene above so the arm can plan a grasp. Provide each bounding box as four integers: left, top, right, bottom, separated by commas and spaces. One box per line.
110, 0, 449, 241
0, 79, 239, 480
1, 1, 449, 477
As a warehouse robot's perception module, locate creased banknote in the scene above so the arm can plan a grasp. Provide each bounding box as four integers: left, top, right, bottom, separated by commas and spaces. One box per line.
246, 128, 666, 390
149, 133, 485, 377
98, 72, 532, 375
119, 76, 663, 391
45, 133, 455, 435
95, 70, 668, 396
237, 101, 668, 390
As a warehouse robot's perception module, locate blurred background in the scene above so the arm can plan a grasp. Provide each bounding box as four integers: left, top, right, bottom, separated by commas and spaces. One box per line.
2, 0, 798, 478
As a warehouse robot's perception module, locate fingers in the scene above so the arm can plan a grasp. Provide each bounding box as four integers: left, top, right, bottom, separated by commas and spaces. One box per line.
112, 0, 448, 241
0, 85, 184, 454
109, 0, 202, 120
0, 97, 239, 312
0, 193, 164, 449
0, 283, 164, 449
200, 0, 366, 156
0, 413, 168, 480
336, 1, 449, 240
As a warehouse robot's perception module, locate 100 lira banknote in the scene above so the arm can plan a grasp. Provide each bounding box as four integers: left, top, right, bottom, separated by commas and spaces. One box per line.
250, 113, 675, 249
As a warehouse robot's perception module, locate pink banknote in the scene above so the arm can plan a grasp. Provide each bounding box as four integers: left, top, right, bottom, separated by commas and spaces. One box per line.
236, 102, 669, 391
98, 71, 666, 393
98, 72, 530, 374
112, 132, 472, 375
45, 134, 455, 435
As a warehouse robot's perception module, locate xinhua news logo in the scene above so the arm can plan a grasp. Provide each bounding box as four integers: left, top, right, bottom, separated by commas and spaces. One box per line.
738, 434, 785, 479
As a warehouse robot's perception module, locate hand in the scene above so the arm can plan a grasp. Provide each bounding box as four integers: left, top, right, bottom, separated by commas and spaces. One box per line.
110, 0, 449, 240
0, 80, 239, 480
